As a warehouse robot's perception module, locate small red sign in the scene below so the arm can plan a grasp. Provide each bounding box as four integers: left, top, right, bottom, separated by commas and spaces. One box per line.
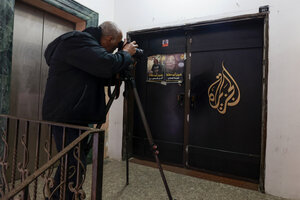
162, 39, 169, 47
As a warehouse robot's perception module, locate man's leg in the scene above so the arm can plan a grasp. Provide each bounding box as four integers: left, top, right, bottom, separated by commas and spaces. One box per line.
51, 126, 89, 200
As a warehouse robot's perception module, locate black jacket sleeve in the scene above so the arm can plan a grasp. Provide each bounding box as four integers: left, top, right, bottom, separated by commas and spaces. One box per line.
64, 36, 132, 79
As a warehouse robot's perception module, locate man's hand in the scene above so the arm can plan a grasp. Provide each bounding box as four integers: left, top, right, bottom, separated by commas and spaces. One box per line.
123, 41, 138, 56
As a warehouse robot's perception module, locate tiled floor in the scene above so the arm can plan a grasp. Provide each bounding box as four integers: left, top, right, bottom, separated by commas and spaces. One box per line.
82, 159, 290, 200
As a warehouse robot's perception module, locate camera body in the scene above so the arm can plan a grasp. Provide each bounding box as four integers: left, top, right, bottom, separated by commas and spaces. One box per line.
118, 40, 144, 59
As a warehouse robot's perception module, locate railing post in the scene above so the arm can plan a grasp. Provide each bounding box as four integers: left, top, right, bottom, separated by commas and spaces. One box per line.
91, 131, 105, 200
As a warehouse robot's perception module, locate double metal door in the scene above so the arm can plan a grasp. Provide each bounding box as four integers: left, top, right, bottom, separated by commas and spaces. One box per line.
130, 17, 265, 181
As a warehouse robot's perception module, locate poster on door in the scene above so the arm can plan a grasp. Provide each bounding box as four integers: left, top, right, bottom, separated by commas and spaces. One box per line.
147, 53, 186, 83
147, 54, 164, 81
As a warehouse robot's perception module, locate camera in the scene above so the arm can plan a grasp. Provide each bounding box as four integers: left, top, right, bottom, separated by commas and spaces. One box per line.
118, 40, 144, 59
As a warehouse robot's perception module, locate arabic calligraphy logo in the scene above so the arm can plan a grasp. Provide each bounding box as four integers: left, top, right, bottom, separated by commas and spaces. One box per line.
208, 62, 240, 114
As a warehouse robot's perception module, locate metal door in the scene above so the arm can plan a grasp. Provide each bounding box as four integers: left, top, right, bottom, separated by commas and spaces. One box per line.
11, 2, 44, 119
9, 2, 75, 177
131, 31, 186, 165
11, 2, 74, 120
188, 19, 264, 180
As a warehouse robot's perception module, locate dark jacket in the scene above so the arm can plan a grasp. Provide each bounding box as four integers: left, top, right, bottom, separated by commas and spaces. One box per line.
42, 29, 132, 125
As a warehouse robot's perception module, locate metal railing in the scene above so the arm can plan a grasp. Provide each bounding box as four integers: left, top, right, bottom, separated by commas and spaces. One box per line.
0, 114, 105, 200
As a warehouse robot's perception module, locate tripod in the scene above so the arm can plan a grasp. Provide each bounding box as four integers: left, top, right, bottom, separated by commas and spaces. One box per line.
97, 65, 174, 200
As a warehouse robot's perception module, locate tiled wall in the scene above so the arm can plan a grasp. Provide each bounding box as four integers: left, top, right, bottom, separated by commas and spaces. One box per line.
0, 1, 15, 172
0, 0, 14, 116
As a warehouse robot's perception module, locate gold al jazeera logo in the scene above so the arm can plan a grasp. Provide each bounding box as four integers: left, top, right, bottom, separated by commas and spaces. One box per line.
208, 62, 240, 114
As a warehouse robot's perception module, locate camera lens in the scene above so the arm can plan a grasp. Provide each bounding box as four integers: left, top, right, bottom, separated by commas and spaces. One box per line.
134, 48, 144, 58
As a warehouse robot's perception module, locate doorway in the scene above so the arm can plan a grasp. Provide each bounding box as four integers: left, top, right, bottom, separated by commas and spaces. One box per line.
128, 15, 267, 182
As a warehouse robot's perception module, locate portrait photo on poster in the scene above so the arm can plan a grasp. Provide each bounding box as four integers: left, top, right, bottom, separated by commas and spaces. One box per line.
147, 53, 186, 83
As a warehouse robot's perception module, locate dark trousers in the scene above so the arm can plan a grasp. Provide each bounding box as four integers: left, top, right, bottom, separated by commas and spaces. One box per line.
51, 126, 90, 200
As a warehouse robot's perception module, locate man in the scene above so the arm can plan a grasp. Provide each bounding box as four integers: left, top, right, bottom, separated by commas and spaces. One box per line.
42, 21, 138, 199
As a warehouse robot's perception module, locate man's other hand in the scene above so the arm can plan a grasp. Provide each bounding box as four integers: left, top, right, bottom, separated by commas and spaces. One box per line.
123, 41, 138, 56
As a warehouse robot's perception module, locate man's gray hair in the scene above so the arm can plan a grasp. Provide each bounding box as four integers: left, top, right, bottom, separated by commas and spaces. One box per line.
99, 21, 121, 39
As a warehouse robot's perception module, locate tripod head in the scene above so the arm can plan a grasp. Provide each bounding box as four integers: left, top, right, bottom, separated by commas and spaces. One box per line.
107, 61, 137, 99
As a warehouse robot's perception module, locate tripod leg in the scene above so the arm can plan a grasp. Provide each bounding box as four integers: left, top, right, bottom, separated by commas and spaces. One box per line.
126, 140, 129, 185
124, 81, 130, 186
129, 79, 173, 200
96, 83, 131, 186
91, 88, 118, 152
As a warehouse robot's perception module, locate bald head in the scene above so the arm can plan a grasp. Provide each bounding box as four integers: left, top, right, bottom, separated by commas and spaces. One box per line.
100, 21, 122, 39
99, 21, 122, 53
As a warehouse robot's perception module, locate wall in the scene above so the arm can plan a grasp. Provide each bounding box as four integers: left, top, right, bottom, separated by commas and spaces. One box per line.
0, 0, 14, 115
75, 0, 114, 23
111, 0, 300, 199
264, 1, 300, 199
0, 0, 14, 118
0, 0, 15, 184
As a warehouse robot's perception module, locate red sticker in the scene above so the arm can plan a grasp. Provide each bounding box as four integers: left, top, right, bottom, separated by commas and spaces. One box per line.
162, 39, 169, 47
